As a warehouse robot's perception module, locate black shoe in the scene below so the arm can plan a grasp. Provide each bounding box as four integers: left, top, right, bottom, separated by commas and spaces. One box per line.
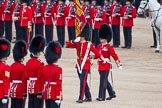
96, 98, 105, 101
113, 45, 119, 48
76, 99, 83, 103
150, 45, 156, 48
83, 98, 92, 102
122, 46, 131, 49
106, 95, 116, 100
121, 46, 127, 48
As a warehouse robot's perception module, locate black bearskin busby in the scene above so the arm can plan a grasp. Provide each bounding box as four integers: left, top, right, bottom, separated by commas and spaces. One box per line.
80, 23, 90, 41
0, 38, 11, 59
29, 35, 46, 53
99, 24, 112, 43
13, 40, 27, 61
96, 0, 104, 6
21, 0, 30, 6
84, 0, 91, 3
45, 41, 62, 64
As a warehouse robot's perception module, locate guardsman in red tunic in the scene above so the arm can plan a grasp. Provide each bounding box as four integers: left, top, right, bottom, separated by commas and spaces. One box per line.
122, 0, 136, 49
13, 0, 22, 41
44, 0, 55, 44
66, 0, 76, 42
10, 40, 28, 108
34, 0, 46, 36
19, 0, 32, 44
95, 24, 122, 101
84, 0, 95, 41
0, 38, 11, 108
66, 23, 106, 103
0, 0, 6, 38
4, 0, 16, 42
92, 0, 106, 47
104, 0, 111, 24
110, 0, 123, 48
43, 41, 63, 108
25, 36, 46, 108
56, 0, 69, 47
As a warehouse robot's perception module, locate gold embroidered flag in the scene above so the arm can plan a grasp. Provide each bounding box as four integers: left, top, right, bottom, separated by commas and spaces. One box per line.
74, 0, 87, 36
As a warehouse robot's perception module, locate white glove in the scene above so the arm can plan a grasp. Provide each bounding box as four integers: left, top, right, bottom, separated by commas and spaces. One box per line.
2, 98, 8, 104
103, 58, 111, 64
118, 66, 123, 70
55, 100, 61, 105
74, 37, 81, 42
94, 18, 99, 21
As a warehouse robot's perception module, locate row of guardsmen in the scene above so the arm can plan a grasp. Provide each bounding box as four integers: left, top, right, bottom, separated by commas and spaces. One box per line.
0, 36, 63, 108
0, 0, 136, 48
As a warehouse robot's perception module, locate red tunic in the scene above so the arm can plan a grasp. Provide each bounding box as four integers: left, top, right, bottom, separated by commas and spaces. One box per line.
110, 4, 123, 25
66, 5, 75, 27
20, 6, 33, 27
0, 62, 10, 99
56, 4, 69, 26
104, 5, 111, 24
84, 5, 95, 26
13, 2, 22, 22
94, 8, 106, 29
25, 57, 44, 94
9, 62, 26, 99
43, 64, 62, 100
66, 41, 101, 71
96, 44, 120, 71
33, 2, 46, 24
0, 1, 7, 21
3, 1, 16, 21
44, 2, 55, 25
122, 5, 136, 27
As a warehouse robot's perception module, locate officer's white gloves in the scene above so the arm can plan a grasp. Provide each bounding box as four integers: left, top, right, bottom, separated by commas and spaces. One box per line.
2, 97, 8, 104
74, 37, 81, 42
55, 100, 61, 105
118, 66, 123, 70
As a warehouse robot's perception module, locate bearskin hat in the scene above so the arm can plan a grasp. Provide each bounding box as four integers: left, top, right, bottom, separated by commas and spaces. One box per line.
80, 23, 90, 41
45, 41, 62, 64
115, 0, 120, 3
21, 0, 30, 6
96, 0, 104, 6
29, 35, 46, 53
58, 0, 65, 2
99, 24, 112, 43
13, 40, 27, 62
84, 0, 91, 3
0, 38, 11, 59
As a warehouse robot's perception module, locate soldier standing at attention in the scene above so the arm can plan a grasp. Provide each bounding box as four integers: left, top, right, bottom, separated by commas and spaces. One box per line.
0, 38, 11, 108
56, 0, 69, 47
43, 41, 63, 108
122, 0, 136, 49
25, 36, 46, 108
110, 0, 123, 48
10, 40, 28, 108
4, 0, 16, 42
19, 0, 32, 44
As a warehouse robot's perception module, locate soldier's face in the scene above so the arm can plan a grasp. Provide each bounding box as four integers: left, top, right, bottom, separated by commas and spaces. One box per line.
47, 0, 51, 3
85, 1, 90, 5
69, 1, 74, 5
91, 1, 95, 5
126, 1, 130, 5
58, 0, 63, 5
96, 5, 101, 9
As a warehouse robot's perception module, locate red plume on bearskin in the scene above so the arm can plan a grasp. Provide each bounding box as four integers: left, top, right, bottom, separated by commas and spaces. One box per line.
45, 41, 62, 64
0, 38, 11, 58
13, 40, 27, 61
29, 35, 46, 53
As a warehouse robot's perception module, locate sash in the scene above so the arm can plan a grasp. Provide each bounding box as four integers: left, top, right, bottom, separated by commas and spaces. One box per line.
77, 43, 91, 74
